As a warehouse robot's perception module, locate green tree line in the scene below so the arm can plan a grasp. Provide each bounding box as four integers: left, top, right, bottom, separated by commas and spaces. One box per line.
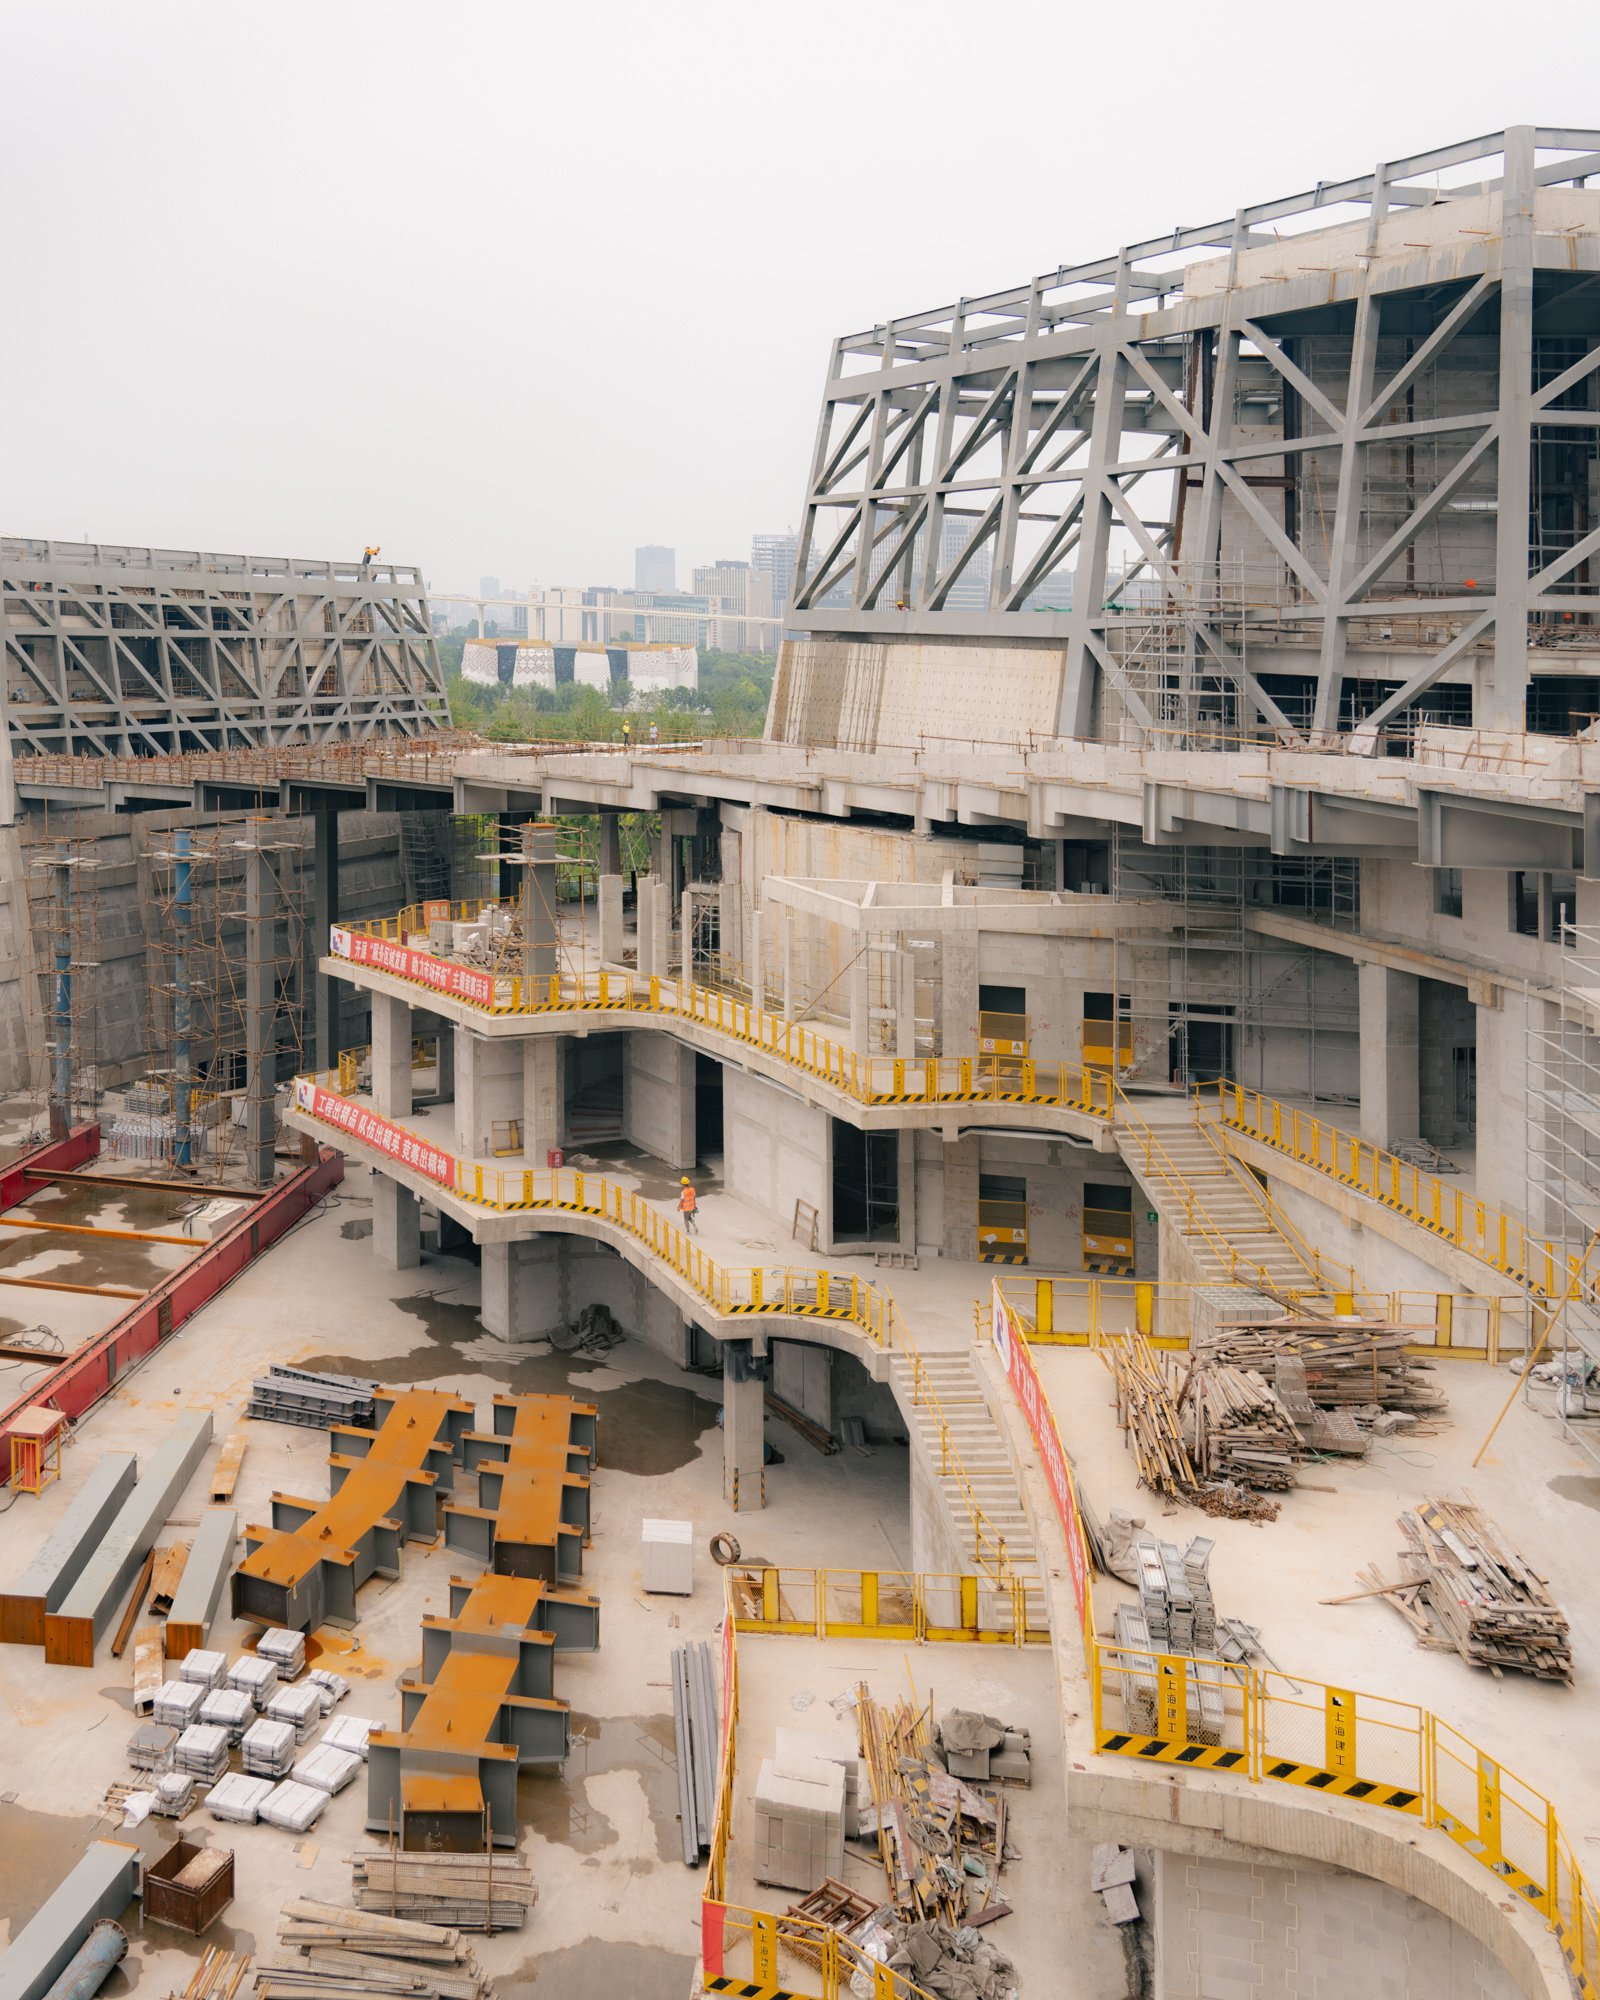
434, 634, 774, 743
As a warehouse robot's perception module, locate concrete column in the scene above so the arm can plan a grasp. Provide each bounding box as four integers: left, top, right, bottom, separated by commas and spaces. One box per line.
849, 941, 872, 1053
722, 1343, 766, 1512
522, 1036, 563, 1164
243, 841, 278, 1186
454, 1028, 521, 1157
519, 823, 558, 987
597, 811, 622, 877
481, 1236, 567, 1342
781, 915, 795, 1021
598, 874, 624, 964
309, 809, 341, 1072
681, 888, 696, 983
372, 1171, 421, 1270
940, 1133, 979, 1259
435, 1018, 455, 1100
371, 991, 413, 1119
940, 936, 979, 1059
639, 880, 670, 978
1358, 963, 1421, 1147
750, 906, 765, 1015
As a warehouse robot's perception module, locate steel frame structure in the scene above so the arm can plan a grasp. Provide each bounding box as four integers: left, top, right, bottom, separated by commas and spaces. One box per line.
2, 540, 449, 757
790, 127, 1600, 745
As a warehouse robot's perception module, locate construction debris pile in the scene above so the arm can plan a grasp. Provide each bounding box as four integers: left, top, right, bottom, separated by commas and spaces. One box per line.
745, 1684, 1025, 1995
258, 1900, 491, 2000
1360, 1499, 1573, 1682
1102, 1323, 1446, 1516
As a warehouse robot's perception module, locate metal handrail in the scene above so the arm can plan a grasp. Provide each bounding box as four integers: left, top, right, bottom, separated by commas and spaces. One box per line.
1112, 1087, 1355, 1309
1207, 1079, 1600, 1308
291, 1072, 1019, 1592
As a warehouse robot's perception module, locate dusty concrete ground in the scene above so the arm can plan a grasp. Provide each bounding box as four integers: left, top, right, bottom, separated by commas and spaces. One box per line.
1034, 1339, 1600, 1850
0, 1158, 1106, 1997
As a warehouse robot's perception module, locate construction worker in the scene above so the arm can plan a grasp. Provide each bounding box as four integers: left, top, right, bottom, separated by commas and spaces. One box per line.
621, 718, 632, 750
649, 720, 660, 746
678, 1176, 699, 1234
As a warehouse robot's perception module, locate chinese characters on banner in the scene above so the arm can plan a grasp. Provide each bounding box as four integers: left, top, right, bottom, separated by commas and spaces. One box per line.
328, 926, 494, 1008
989, 1282, 1088, 1621
293, 1079, 457, 1189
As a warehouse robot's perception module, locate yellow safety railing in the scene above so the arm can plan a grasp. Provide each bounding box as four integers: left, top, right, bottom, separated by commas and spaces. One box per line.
329, 903, 1115, 1120
984, 1282, 1599, 1998
290, 1073, 1022, 1592
723, 1565, 1047, 1645
1209, 1079, 1600, 1310
1000, 1275, 1533, 1361
1114, 1088, 1365, 1310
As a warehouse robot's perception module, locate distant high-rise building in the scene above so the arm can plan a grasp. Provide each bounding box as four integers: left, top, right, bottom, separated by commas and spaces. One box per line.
692, 560, 775, 652
750, 531, 800, 624
479, 575, 500, 600
635, 545, 676, 593
936, 517, 993, 612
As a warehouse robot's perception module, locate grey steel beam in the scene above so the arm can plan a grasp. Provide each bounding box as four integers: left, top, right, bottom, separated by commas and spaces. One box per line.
44, 1412, 212, 1663
0, 1453, 137, 1646
164, 1506, 239, 1658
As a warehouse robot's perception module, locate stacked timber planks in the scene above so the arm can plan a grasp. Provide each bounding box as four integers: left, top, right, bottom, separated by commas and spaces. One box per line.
1392, 1500, 1572, 1682
350, 1854, 535, 1931
1101, 1335, 1195, 1499
260, 1901, 489, 2000
1198, 1323, 1446, 1426
1186, 1365, 1301, 1490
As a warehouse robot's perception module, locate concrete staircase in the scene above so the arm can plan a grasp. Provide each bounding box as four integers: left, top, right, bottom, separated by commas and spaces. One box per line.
1117, 1096, 1341, 1304
890, 1348, 1043, 1626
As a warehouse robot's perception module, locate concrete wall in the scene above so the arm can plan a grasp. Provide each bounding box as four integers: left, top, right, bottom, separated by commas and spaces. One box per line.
722, 1066, 829, 1237
1152, 1849, 1521, 2000
767, 636, 1066, 753
622, 1031, 695, 1168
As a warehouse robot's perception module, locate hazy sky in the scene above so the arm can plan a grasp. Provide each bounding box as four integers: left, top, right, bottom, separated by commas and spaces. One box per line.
5, 2, 1597, 595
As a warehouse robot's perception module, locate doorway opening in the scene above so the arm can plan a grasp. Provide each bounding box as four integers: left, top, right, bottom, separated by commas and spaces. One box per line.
831, 1120, 899, 1242
695, 1054, 724, 1161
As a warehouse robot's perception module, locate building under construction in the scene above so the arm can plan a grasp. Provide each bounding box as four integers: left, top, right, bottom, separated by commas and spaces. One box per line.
5, 125, 1600, 2000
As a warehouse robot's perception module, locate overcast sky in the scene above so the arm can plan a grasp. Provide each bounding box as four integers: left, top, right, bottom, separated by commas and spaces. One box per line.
4, 2, 1597, 596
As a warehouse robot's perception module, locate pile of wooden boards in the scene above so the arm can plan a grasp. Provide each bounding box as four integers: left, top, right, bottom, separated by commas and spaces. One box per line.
1101, 1334, 1195, 1498
258, 1901, 489, 2000
1382, 1499, 1573, 1682
1185, 1364, 1301, 1489
1195, 1323, 1446, 1427
350, 1854, 536, 1932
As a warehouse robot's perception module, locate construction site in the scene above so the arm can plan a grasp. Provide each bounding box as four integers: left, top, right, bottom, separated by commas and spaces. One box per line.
10, 122, 1600, 2000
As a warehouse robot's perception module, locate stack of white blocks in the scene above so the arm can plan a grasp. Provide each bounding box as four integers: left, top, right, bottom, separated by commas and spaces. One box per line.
641, 1519, 693, 1595
752, 1752, 845, 1892
775, 1726, 864, 1838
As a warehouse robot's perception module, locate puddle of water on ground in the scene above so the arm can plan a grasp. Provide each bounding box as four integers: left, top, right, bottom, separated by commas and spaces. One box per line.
499, 1938, 696, 1997
1549, 1474, 1600, 1510
299, 1295, 720, 1477
0, 1802, 115, 1935
517, 1710, 682, 1863
340, 1219, 374, 1240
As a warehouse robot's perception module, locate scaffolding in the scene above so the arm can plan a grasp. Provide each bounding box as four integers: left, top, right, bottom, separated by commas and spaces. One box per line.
136, 821, 309, 1183
1109, 833, 1361, 1096
1525, 927, 1600, 1370
30, 834, 103, 1139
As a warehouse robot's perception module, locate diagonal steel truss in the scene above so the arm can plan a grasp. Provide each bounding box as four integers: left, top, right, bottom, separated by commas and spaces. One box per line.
790, 126, 1600, 744
2, 539, 450, 757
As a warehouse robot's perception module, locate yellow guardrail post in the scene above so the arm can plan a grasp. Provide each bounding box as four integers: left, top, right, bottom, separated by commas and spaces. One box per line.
1034, 1277, 1053, 1337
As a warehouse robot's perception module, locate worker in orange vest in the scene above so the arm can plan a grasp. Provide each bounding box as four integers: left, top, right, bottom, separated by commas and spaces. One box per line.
678, 1176, 699, 1234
